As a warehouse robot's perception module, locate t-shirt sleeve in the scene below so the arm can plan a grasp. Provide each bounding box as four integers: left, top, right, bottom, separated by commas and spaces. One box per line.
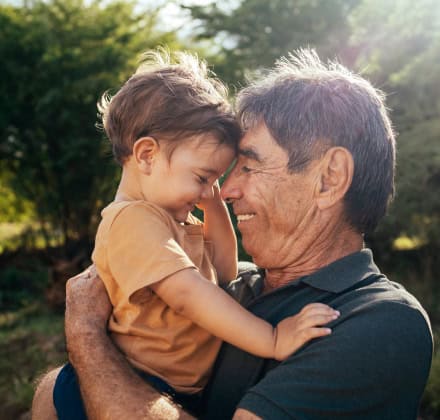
107, 202, 196, 299
237, 301, 433, 419
186, 212, 215, 262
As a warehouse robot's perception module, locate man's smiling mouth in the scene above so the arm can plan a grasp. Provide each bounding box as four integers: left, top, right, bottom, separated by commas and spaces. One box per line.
237, 214, 255, 223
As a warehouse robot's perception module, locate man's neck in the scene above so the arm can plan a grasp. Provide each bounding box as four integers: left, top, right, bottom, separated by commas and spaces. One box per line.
263, 230, 363, 292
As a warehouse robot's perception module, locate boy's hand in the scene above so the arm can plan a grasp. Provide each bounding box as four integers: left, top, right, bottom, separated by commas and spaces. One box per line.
196, 181, 222, 211
273, 303, 339, 361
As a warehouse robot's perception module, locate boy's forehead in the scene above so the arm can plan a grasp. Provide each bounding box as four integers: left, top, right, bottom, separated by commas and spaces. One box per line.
196, 147, 236, 176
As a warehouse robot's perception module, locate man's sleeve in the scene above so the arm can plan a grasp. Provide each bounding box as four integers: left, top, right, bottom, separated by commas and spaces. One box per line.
107, 202, 196, 299
237, 301, 433, 419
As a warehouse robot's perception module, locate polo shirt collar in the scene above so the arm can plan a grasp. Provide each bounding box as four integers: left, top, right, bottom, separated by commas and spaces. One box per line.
299, 248, 381, 293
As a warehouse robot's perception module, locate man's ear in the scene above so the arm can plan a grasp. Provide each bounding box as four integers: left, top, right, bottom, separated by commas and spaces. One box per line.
315, 147, 354, 210
132, 137, 159, 175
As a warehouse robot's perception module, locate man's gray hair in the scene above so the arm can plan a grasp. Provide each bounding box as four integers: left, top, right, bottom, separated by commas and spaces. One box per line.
237, 48, 396, 235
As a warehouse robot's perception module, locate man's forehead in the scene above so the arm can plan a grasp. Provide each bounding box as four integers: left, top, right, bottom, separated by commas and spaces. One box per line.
239, 123, 280, 161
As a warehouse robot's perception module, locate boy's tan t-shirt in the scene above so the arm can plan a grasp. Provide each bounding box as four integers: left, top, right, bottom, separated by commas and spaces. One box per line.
92, 200, 222, 394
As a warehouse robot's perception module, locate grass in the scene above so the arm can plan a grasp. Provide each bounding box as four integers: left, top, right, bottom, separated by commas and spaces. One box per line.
0, 304, 66, 420
0, 222, 64, 253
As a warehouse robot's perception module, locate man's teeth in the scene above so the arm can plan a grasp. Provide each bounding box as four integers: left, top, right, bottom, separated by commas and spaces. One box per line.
237, 214, 255, 222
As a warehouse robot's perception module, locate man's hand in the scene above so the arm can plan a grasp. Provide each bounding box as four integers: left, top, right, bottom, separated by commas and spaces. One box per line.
65, 265, 112, 356
63, 267, 195, 419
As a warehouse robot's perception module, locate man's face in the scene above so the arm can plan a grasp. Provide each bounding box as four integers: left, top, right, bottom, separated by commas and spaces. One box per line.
221, 123, 320, 269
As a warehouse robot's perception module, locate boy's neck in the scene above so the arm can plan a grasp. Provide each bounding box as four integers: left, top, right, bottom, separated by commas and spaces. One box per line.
115, 165, 144, 203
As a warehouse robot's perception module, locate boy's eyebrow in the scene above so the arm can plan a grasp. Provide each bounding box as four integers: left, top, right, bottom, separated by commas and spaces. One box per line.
199, 167, 221, 176
239, 147, 262, 163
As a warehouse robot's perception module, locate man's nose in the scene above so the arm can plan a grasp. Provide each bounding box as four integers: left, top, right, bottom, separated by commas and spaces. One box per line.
220, 169, 242, 203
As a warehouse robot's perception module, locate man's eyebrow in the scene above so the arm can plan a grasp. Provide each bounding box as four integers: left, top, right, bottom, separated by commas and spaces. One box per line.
238, 147, 262, 162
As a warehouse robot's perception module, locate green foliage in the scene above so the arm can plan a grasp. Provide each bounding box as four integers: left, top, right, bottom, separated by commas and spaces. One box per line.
0, 265, 49, 311
422, 330, 440, 417
186, 0, 361, 86
0, 0, 181, 248
0, 172, 35, 224
0, 305, 65, 419
349, 0, 440, 257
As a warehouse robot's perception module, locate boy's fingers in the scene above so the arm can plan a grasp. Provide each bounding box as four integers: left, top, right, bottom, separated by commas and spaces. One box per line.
299, 304, 339, 317
299, 313, 339, 328
296, 309, 339, 324
297, 327, 332, 343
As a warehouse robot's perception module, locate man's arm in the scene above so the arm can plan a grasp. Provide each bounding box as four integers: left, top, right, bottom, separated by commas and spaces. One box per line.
65, 268, 194, 420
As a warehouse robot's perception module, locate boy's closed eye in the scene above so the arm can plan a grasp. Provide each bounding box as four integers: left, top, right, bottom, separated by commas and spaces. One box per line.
197, 175, 209, 184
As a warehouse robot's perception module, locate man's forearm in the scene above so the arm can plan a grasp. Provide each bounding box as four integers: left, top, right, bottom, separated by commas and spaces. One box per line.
64, 269, 194, 420
69, 328, 194, 420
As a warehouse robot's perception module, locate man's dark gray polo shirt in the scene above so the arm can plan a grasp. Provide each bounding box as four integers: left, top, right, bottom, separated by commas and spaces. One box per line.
202, 249, 433, 419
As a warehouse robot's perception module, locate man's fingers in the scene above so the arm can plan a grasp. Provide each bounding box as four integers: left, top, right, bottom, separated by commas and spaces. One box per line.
66, 264, 94, 289
65, 264, 112, 348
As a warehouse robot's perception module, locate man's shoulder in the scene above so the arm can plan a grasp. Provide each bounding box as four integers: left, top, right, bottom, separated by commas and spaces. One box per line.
353, 273, 431, 326
332, 273, 433, 360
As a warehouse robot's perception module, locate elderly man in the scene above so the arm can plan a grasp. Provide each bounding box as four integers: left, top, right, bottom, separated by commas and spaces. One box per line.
33, 49, 432, 419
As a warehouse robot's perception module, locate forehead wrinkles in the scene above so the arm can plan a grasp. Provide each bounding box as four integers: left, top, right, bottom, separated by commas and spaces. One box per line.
240, 123, 289, 164
239, 143, 288, 176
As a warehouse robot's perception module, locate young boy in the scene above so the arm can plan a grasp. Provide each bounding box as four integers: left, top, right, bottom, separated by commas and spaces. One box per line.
54, 50, 338, 417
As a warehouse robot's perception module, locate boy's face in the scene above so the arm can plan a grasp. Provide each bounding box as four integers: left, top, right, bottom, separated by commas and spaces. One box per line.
146, 135, 235, 223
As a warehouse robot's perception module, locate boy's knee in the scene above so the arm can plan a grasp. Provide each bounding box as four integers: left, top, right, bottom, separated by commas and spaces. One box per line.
32, 367, 62, 420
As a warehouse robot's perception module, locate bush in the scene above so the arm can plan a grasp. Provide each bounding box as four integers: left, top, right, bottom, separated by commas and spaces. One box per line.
422, 331, 440, 418
0, 265, 48, 311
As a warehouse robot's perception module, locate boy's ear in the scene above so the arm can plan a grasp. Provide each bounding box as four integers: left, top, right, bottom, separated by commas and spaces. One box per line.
315, 147, 354, 210
132, 137, 159, 175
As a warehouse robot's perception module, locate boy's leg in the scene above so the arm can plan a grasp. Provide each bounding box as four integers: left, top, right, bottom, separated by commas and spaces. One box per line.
32, 367, 61, 420
52, 363, 88, 420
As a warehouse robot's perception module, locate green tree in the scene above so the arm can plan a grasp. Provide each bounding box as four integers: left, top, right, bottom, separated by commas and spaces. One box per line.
349, 0, 440, 258
186, 0, 361, 86
0, 0, 180, 249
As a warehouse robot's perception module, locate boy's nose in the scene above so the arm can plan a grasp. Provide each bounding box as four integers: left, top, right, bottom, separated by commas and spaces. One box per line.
201, 185, 214, 199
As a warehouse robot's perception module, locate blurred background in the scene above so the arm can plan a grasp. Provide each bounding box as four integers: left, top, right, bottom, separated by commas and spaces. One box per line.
0, 0, 439, 418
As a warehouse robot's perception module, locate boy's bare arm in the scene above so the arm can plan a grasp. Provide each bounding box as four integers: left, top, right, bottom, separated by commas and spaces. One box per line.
65, 268, 195, 420
151, 268, 339, 360
198, 182, 237, 283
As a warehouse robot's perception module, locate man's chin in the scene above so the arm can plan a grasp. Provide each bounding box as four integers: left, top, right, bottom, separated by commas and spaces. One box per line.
241, 237, 254, 257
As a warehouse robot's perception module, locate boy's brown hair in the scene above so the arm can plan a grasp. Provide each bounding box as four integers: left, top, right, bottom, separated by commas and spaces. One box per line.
98, 49, 241, 165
